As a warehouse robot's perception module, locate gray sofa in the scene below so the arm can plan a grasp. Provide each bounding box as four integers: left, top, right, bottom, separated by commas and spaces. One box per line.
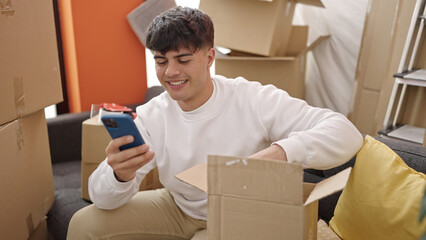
46, 86, 426, 239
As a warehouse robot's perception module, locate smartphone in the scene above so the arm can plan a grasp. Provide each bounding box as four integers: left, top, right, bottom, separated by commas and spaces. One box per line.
101, 114, 145, 151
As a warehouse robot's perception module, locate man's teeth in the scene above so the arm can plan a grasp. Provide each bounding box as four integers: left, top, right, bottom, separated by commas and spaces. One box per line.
169, 80, 186, 86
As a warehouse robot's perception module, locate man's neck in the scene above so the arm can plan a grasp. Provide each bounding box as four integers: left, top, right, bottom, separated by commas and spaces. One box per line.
178, 78, 214, 112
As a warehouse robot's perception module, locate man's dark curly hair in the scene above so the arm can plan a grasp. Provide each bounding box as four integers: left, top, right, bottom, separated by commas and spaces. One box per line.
145, 7, 214, 54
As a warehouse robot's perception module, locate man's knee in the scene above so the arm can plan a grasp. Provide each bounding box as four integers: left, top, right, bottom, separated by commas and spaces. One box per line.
67, 204, 101, 240
191, 229, 207, 240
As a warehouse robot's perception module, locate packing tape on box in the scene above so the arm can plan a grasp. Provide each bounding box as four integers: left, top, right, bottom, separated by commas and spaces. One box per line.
15, 118, 24, 151
14, 77, 25, 150
14, 76, 26, 118
0, 0, 15, 17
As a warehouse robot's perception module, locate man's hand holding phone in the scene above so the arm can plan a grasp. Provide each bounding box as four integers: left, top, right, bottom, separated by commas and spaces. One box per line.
105, 135, 154, 182
101, 114, 154, 182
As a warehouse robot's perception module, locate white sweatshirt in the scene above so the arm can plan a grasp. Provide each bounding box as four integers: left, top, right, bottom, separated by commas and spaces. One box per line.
89, 75, 363, 220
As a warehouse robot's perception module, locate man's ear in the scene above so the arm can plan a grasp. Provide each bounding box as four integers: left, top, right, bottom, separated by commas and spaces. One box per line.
207, 47, 215, 68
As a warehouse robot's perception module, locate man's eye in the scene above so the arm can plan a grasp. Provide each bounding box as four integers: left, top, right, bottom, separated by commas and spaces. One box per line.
156, 61, 167, 65
179, 59, 190, 64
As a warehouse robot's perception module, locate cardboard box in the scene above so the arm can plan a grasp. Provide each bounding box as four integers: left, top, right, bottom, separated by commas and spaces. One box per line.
28, 216, 48, 240
0, 0, 63, 125
352, 89, 381, 135
0, 110, 55, 239
215, 34, 329, 99
199, 0, 324, 56
176, 156, 351, 240
81, 116, 162, 201
348, 0, 418, 135
399, 86, 426, 129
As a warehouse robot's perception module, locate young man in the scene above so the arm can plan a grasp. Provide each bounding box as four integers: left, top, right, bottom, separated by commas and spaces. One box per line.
67, 6, 363, 239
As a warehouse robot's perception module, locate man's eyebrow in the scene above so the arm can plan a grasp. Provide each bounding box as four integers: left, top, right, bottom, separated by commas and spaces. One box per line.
174, 53, 193, 58
153, 53, 193, 60
153, 55, 166, 60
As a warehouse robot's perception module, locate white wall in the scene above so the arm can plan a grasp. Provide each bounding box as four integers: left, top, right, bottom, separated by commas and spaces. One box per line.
294, 0, 369, 115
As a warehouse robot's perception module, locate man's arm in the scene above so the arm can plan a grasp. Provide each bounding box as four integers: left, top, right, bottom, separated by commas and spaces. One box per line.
253, 83, 363, 169
88, 136, 155, 209
249, 144, 287, 162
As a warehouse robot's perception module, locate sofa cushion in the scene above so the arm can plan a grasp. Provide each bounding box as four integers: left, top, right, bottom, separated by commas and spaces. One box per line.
47, 161, 91, 240
323, 136, 426, 178
47, 112, 90, 164
375, 136, 426, 173
315, 135, 426, 223
329, 135, 426, 240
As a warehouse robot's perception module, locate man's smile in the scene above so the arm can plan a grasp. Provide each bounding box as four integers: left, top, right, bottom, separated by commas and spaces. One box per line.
166, 79, 189, 89
168, 80, 188, 86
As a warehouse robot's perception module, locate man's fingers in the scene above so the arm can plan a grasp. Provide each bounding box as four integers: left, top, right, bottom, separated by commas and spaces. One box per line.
111, 150, 155, 182
116, 150, 155, 172
104, 136, 154, 182
114, 144, 149, 161
105, 135, 135, 155
107, 144, 149, 166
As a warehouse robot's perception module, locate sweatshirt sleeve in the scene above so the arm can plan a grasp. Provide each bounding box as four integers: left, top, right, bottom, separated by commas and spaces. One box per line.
255, 84, 363, 169
88, 159, 156, 209
88, 114, 157, 210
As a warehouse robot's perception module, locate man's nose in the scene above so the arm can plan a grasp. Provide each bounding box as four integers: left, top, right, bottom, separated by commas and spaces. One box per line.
165, 62, 180, 76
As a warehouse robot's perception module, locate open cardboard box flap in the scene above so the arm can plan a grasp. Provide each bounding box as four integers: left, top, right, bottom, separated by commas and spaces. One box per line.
175, 155, 351, 205
304, 167, 351, 205
176, 162, 208, 193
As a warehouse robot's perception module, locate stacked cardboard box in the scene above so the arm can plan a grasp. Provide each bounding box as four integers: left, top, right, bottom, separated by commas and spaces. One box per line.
0, 111, 56, 239
199, 0, 325, 99
0, 0, 63, 238
215, 29, 328, 99
0, 1, 63, 125
28, 217, 48, 240
81, 116, 163, 201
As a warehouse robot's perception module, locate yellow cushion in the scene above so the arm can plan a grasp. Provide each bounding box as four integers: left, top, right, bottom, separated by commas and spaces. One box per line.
329, 135, 426, 240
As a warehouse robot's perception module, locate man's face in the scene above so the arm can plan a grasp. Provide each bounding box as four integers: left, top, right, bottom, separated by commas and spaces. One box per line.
153, 47, 215, 111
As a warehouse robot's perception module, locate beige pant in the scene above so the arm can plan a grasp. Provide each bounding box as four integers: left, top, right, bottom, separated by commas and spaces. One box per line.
67, 189, 206, 240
